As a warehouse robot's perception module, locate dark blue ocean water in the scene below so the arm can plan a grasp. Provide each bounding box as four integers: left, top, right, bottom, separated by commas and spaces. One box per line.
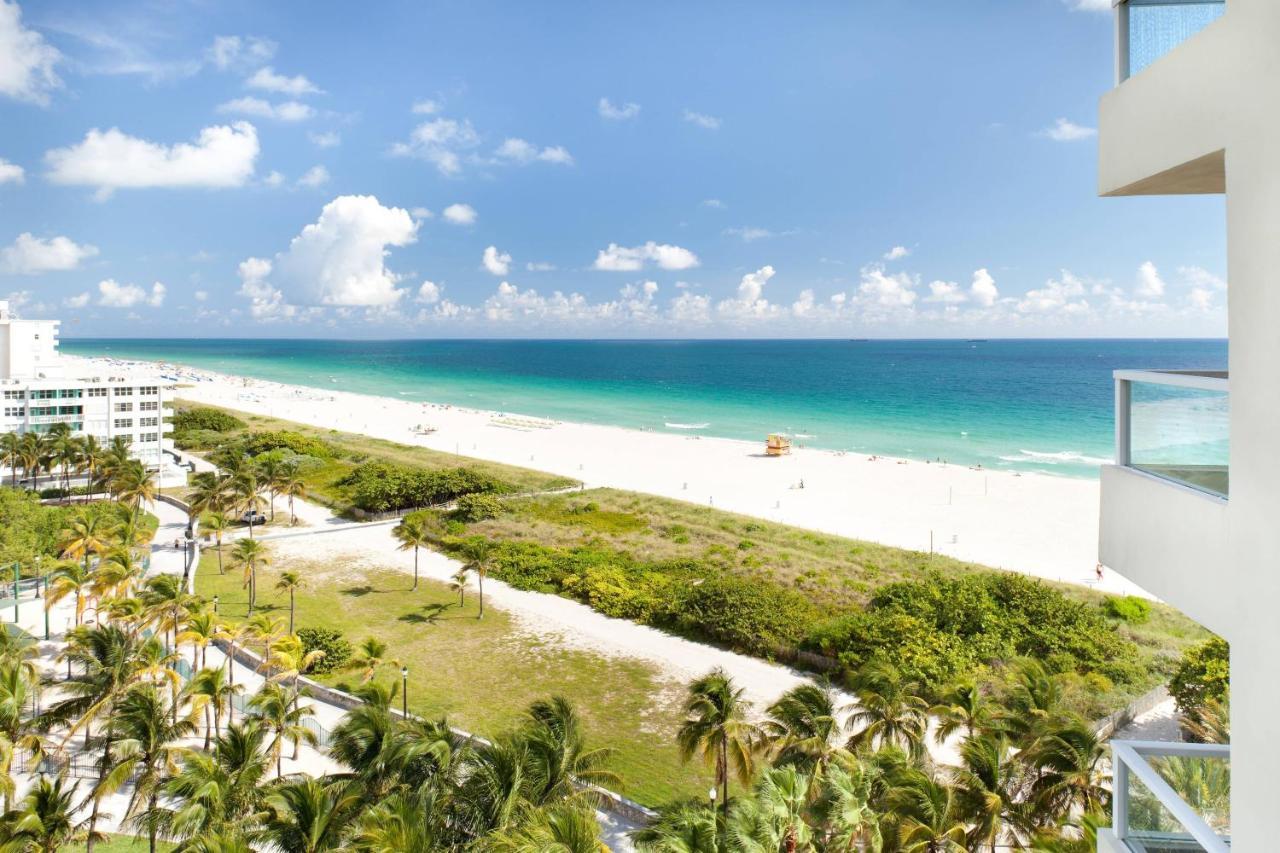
61, 338, 1227, 478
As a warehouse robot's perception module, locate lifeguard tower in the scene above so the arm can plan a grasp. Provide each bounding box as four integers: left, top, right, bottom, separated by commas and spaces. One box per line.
765, 434, 791, 457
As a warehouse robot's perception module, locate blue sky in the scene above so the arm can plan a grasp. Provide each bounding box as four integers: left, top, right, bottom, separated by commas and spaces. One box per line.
0, 0, 1227, 338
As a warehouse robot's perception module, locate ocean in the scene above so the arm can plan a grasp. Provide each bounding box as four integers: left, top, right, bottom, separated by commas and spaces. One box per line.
61, 338, 1228, 479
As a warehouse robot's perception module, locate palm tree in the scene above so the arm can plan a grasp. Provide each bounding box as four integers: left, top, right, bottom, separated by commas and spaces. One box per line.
450, 569, 469, 608
522, 696, 619, 805
890, 769, 967, 853
953, 733, 1030, 852
461, 539, 492, 619
845, 662, 929, 758
810, 762, 882, 853
178, 610, 220, 673
80, 434, 105, 502
153, 721, 272, 842
0, 662, 45, 812
232, 472, 265, 539
631, 802, 718, 853
348, 637, 399, 684
392, 515, 432, 592
110, 685, 198, 853
482, 802, 607, 853
215, 621, 253, 692
727, 765, 813, 853
17, 432, 43, 490
346, 787, 445, 852
232, 537, 270, 612
257, 456, 287, 522
261, 777, 362, 852
276, 571, 304, 633
996, 659, 1066, 747
42, 625, 175, 853
248, 682, 318, 778
1182, 696, 1230, 745
1023, 719, 1109, 823
115, 460, 158, 524
45, 560, 94, 627
930, 677, 992, 745
280, 466, 307, 526
189, 472, 233, 520
247, 613, 287, 671
93, 546, 146, 603
57, 508, 118, 581
185, 665, 243, 749
203, 511, 231, 574
762, 682, 849, 779
2, 774, 82, 852
0, 432, 20, 489
676, 668, 760, 823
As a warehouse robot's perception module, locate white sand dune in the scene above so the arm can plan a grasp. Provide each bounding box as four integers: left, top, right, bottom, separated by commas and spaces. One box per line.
69, 354, 1147, 599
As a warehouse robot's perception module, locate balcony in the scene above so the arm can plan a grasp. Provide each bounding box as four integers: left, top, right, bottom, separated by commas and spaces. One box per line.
1115, 370, 1228, 498
1100, 740, 1230, 852
1115, 0, 1226, 83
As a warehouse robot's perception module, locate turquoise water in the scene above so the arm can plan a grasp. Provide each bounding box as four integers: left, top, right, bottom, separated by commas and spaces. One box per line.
62, 338, 1227, 479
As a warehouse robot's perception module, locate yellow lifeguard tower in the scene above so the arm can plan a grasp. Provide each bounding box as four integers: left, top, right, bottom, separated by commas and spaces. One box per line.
765, 434, 792, 457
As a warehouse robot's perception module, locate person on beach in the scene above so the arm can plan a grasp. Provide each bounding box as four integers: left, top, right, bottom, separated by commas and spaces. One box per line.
1095, 562, 1104, 582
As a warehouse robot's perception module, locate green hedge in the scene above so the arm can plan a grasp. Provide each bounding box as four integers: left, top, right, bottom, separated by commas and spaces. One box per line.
339, 462, 506, 513
1169, 636, 1229, 716
172, 407, 245, 434
297, 627, 353, 674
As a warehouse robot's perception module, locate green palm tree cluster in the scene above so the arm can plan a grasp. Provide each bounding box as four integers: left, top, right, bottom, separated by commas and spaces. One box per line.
651, 660, 1117, 853
1, 426, 152, 509
189, 453, 307, 544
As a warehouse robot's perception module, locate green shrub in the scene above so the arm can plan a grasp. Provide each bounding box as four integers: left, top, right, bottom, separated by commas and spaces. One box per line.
240, 430, 338, 460
454, 493, 504, 522
340, 462, 506, 513
668, 574, 818, 657
1169, 636, 1229, 716
1103, 595, 1152, 624
296, 627, 353, 674
173, 406, 245, 434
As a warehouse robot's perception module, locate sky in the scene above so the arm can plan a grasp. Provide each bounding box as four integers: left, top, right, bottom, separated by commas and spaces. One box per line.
0, 0, 1228, 339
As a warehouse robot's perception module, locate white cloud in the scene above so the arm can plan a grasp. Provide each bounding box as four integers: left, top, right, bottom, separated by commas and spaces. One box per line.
683, 109, 721, 130
242, 194, 418, 310
925, 281, 966, 304
63, 291, 90, 308
856, 266, 918, 309
723, 226, 777, 243
45, 122, 260, 199
246, 66, 322, 96
237, 256, 294, 320
308, 130, 340, 148
494, 138, 574, 166
1180, 265, 1227, 311
598, 97, 640, 120
1042, 118, 1097, 142
96, 279, 165, 308
390, 117, 480, 176
1136, 260, 1166, 299
217, 96, 314, 122
1062, 0, 1110, 11
717, 266, 778, 321
482, 245, 512, 276
194, 290, 208, 302
883, 245, 910, 261
700, 199, 725, 209
526, 261, 556, 272
263, 170, 285, 187
410, 207, 432, 220
441, 203, 476, 225
411, 99, 440, 115
669, 291, 711, 324
970, 268, 999, 307
1017, 271, 1090, 315
207, 35, 276, 72
296, 165, 329, 188
0, 157, 23, 184
593, 241, 700, 272
0, 0, 61, 105
1, 232, 98, 274
417, 280, 440, 304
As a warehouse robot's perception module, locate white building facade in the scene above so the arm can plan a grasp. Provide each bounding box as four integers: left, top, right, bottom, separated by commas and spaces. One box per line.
1095, 1, 1272, 850
0, 301, 175, 467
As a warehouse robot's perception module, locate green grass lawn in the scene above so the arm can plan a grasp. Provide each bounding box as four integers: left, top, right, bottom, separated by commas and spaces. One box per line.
72, 836, 175, 852
172, 400, 576, 515
195, 551, 709, 806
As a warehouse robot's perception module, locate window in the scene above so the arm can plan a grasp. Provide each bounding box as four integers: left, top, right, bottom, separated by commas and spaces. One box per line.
139, 386, 159, 396
30, 406, 54, 417
139, 432, 158, 443
139, 401, 159, 412
2, 390, 24, 401
3, 407, 23, 418
31, 390, 56, 400
114, 387, 134, 396
113, 418, 133, 429
58, 406, 83, 416
87, 387, 107, 398
58, 389, 82, 399
114, 402, 133, 413
139, 416, 158, 427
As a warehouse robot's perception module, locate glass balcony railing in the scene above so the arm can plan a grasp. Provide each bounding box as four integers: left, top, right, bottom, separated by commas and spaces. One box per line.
1116, 0, 1226, 83
1114, 369, 1228, 498
1110, 740, 1230, 852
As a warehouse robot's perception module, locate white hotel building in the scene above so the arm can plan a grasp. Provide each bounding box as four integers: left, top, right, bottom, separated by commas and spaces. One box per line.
1096, 0, 1274, 850
0, 301, 175, 469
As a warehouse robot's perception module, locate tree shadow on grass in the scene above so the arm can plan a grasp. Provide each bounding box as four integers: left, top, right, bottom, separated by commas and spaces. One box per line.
340, 585, 376, 597
398, 603, 450, 625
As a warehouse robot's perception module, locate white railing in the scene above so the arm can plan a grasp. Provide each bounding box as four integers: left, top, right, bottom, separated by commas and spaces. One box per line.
1114, 369, 1228, 498
1114, 0, 1226, 83
1110, 740, 1230, 851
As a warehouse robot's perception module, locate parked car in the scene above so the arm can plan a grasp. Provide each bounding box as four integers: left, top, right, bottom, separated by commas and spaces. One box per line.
240, 510, 267, 526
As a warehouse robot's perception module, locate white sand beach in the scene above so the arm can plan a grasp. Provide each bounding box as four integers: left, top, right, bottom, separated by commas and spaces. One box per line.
68, 354, 1146, 598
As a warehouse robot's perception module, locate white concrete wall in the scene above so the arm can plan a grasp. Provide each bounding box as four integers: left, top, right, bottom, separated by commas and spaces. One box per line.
1097, 2, 1280, 847
1098, 465, 1228, 632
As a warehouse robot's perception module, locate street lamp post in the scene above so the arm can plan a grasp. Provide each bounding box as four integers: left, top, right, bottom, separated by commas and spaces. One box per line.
709, 786, 719, 849
401, 666, 409, 717
213, 595, 219, 615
